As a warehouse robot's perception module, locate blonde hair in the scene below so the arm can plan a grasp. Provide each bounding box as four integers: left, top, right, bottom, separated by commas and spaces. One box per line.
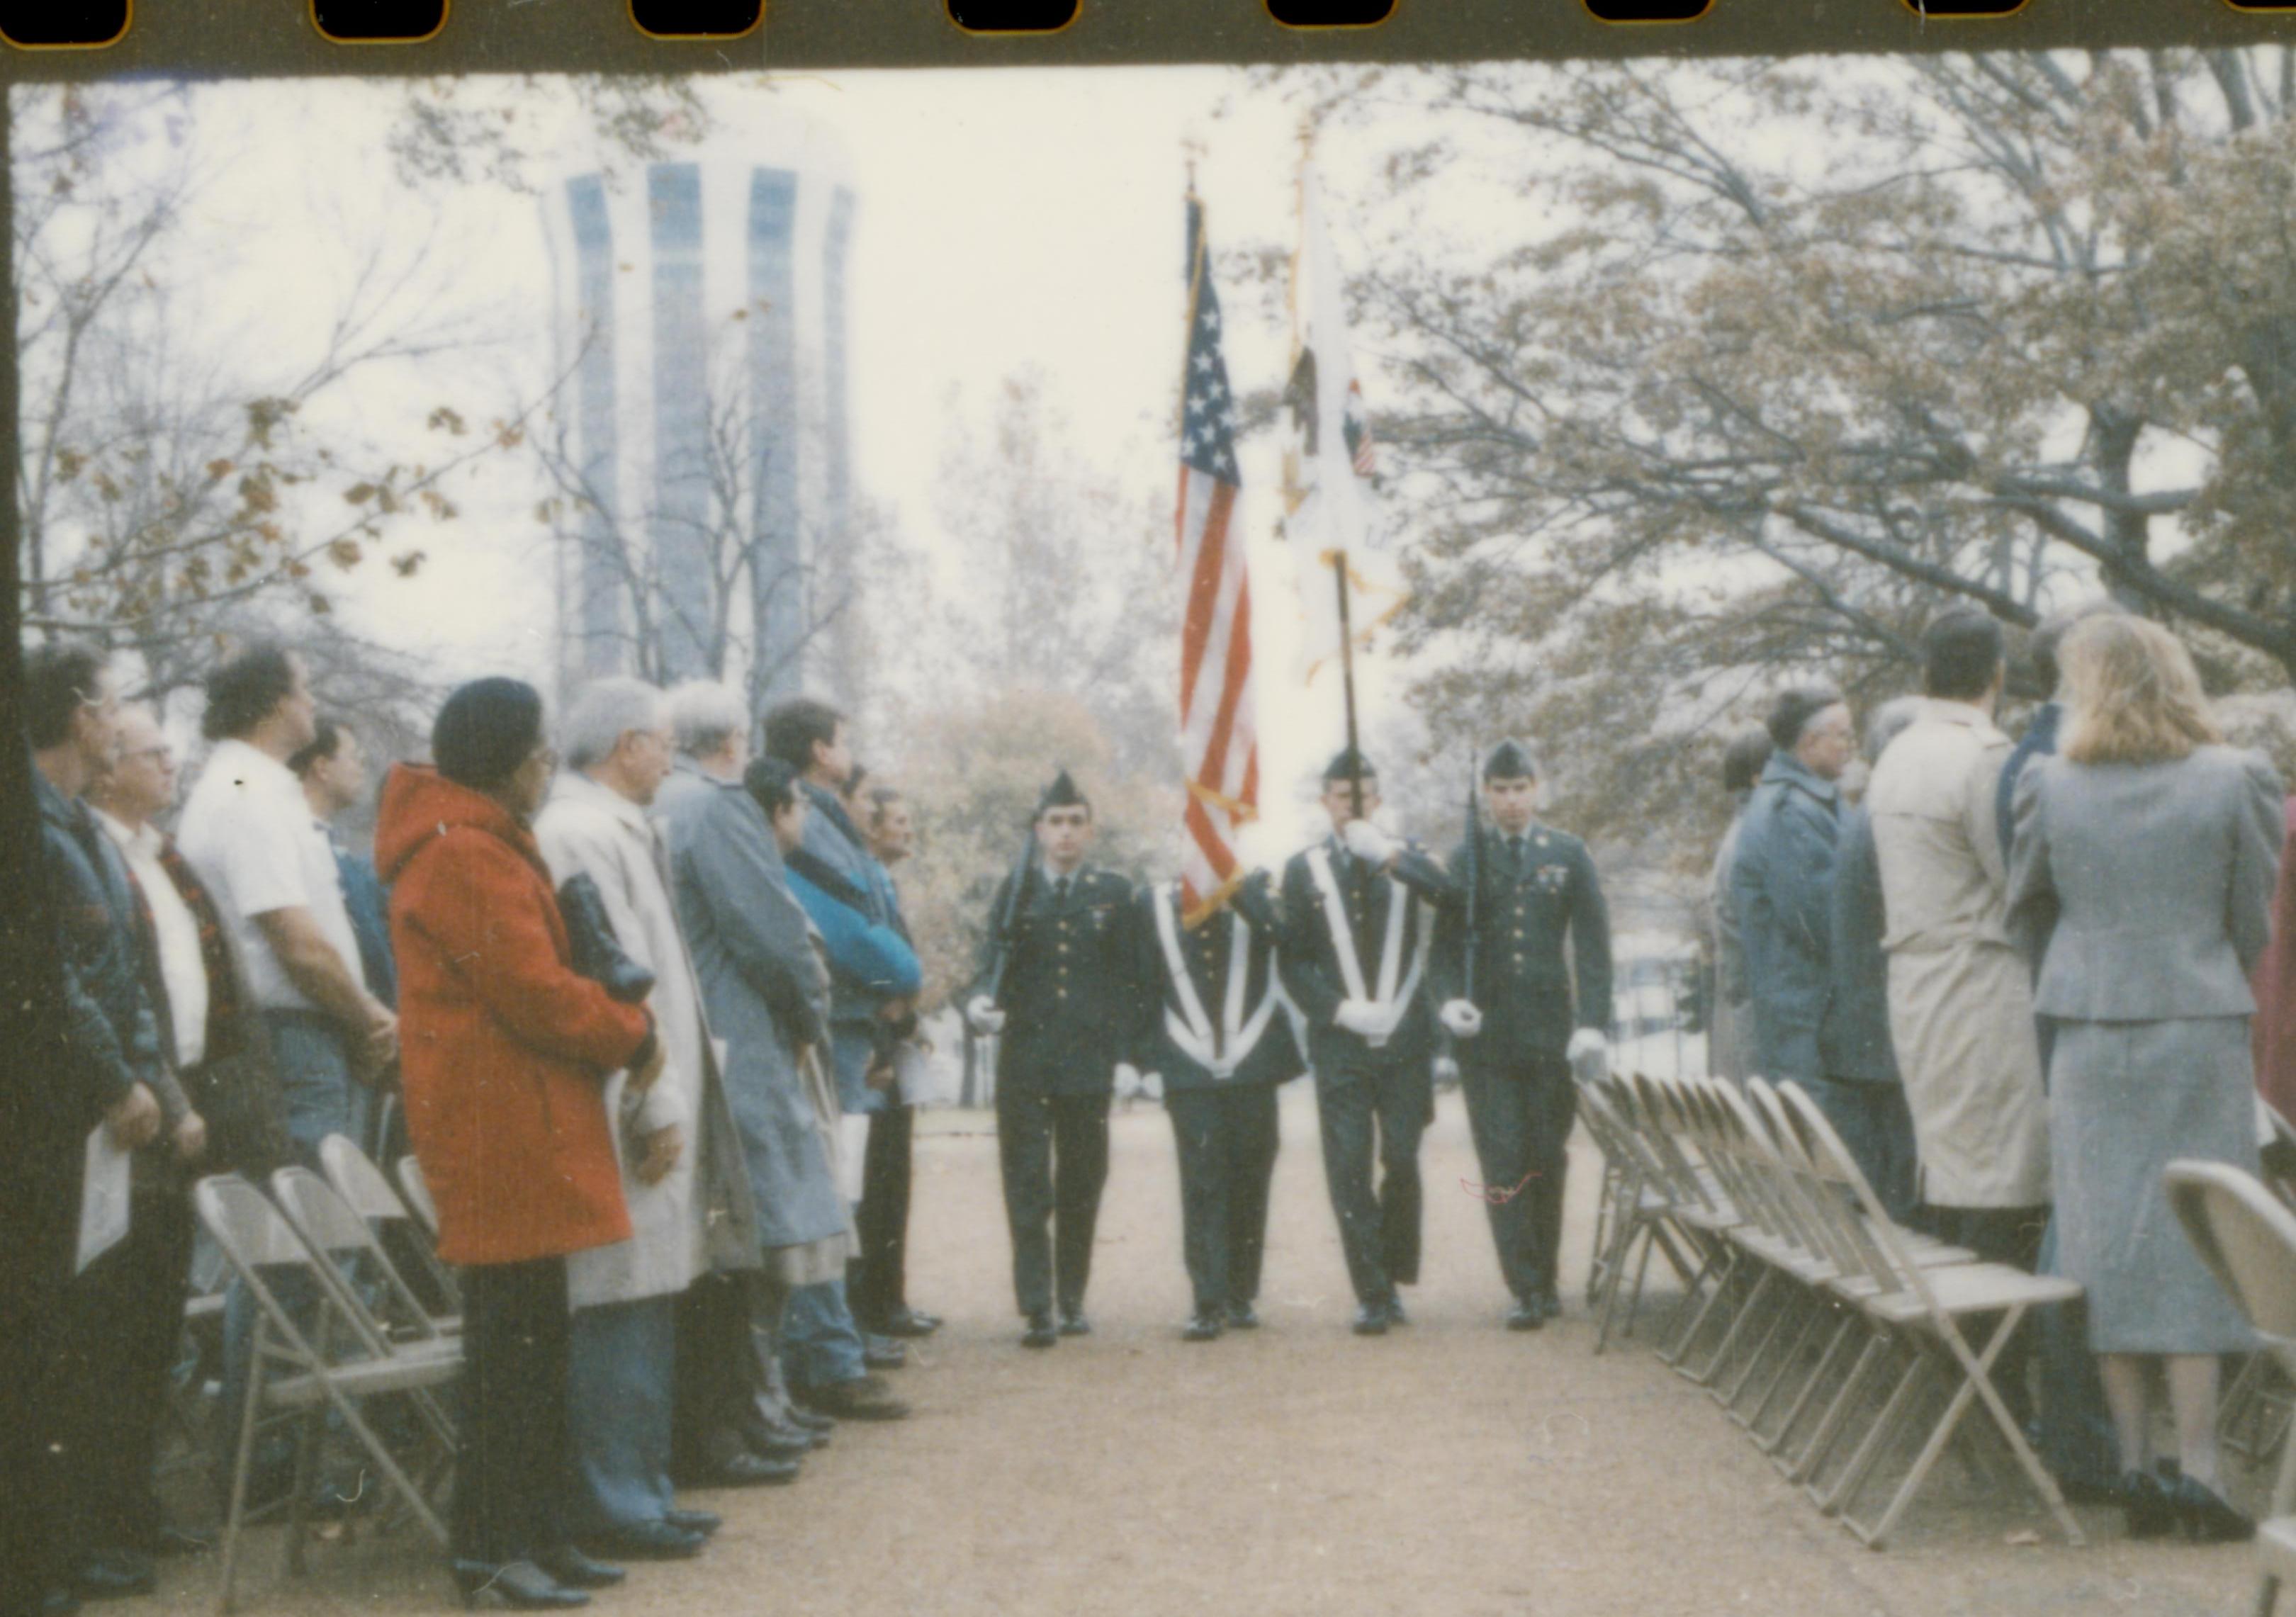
2059, 615, 2222, 766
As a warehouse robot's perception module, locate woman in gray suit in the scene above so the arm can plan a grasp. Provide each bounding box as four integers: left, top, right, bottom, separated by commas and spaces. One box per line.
2008, 615, 2283, 1542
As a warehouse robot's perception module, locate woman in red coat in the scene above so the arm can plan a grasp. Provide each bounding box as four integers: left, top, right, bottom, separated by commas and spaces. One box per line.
378, 678, 658, 1608
2257, 793, 2296, 1127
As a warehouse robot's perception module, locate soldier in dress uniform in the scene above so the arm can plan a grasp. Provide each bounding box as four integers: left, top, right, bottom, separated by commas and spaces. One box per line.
1126, 868, 1303, 1342
1431, 740, 1613, 1331
964, 772, 1139, 1348
1278, 748, 1456, 1337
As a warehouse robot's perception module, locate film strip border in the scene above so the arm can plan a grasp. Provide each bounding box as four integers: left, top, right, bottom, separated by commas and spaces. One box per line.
0, 0, 2292, 74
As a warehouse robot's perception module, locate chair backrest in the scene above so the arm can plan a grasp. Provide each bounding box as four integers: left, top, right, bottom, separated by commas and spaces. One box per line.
396, 1155, 439, 1234
2164, 1160, 2296, 1376
320, 1133, 412, 1224
193, 1173, 373, 1366
271, 1166, 450, 1343
1739, 1079, 1845, 1268
1774, 1081, 1935, 1302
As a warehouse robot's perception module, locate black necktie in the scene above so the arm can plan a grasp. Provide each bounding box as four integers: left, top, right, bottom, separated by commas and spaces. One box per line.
1053, 876, 1070, 908
1509, 835, 1526, 870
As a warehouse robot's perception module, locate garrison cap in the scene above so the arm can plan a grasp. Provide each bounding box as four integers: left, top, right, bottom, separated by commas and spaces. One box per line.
1484, 739, 1539, 782
1035, 767, 1091, 818
1322, 746, 1378, 784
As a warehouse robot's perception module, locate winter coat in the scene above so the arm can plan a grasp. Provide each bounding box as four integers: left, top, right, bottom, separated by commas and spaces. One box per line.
536, 772, 760, 1309
653, 763, 851, 1261
377, 765, 648, 1268
37, 766, 167, 1132
1706, 807, 1752, 1086
1868, 700, 2047, 1209
1728, 753, 1842, 1083
1823, 804, 1901, 1086
2255, 796, 2296, 1124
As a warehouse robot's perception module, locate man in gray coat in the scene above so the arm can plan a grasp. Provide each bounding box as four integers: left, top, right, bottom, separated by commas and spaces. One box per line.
1730, 685, 1857, 1084
656, 690, 905, 1427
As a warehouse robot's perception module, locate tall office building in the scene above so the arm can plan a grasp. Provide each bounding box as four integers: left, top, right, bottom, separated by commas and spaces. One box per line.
541, 108, 856, 706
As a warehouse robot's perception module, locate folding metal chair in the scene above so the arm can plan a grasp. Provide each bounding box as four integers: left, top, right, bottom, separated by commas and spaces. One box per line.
274, 1165, 461, 1350
194, 1175, 458, 1613
318, 1134, 459, 1328
1776, 1083, 2085, 1548
157, 1230, 232, 1499
2163, 1161, 2296, 1617
395, 1153, 439, 1235
1576, 1072, 1701, 1353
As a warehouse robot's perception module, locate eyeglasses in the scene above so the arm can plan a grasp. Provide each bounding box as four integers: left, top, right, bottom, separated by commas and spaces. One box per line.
118, 744, 172, 765
529, 745, 561, 774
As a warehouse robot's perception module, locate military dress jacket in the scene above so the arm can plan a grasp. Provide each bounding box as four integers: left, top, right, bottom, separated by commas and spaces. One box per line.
1277, 838, 1453, 1074
1125, 882, 1303, 1091
981, 864, 1138, 1096
1431, 822, 1613, 1064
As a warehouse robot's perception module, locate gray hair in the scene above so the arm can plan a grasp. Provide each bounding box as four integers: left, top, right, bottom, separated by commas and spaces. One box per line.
666, 680, 749, 759
561, 677, 668, 772
1863, 696, 1923, 767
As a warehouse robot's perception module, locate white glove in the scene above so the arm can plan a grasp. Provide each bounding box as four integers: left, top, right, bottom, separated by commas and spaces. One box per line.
1439, 999, 1484, 1040
1113, 1061, 1142, 1099
966, 995, 1007, 1037
1334, 998, 1383, 1037
1341, 818, 1397, 867
1567, 1027, 1610, 1074
1142, 1071, 1165, 1101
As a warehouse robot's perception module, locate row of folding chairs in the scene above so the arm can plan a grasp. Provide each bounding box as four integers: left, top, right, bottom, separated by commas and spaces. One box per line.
1575, 1066, 2088, 1550
190, 1135, 461, 1612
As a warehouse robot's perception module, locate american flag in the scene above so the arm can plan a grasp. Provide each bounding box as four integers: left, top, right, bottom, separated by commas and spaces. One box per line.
1175, 196, 1258, 925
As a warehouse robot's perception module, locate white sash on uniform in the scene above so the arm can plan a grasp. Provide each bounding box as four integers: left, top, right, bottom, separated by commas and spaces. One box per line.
1152, 884, 1278, 1081
1305, 845, 1431, 1049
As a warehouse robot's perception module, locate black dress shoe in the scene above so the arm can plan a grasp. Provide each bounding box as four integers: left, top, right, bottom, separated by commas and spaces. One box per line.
1351, 1303, 1390, 1337
576, 1521, 707, 1560
1383, 1295, 1410, 1327
879, 1306, 941, 1338
782, 1402, 836, 1434
71, 1553, 155, 1601
1506, 1299, 1544, 1332
1183, 1309, 1224, 1342
745, 1426, 816, 1461
799, 1375, 910, 1421
1537, 1285, 1563, 1322
694, 1452, 801, 1488
662, 1508, 721, 1537
862, 1333, 907, 1370
2117, 1469, 2177, 1540
2168, 1471, 2254, 1543
1022, 1312, 1058, 1348
42, 1586, 81, 1616
1224, 1300, 1260, 1330
1058, 1308, 1092, 1336
534, 1546, 625, 1589
451, 1560, 591, 1609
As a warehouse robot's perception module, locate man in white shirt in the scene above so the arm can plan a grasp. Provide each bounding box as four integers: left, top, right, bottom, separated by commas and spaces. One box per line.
178, 646, 392, 1161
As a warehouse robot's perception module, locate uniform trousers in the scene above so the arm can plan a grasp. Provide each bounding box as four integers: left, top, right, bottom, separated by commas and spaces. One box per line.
565, 1295, 678, 1533
851, 1103, 916, 1330
995, 1087, 1110, 1317
673, 1272, 772, 1472
1312, 1054, 1430, 1307
1166, 1084, 1281, 1313
43, 1185, 194, 1569
1459, 1052, 1575, 1303
454, 1258, 571, 1567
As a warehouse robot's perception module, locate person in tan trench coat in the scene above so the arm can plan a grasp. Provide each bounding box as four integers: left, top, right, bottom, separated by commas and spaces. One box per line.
1866, 609, 2051, 1277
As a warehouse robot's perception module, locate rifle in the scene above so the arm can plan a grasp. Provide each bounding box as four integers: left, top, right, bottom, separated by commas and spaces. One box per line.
977, 816, 1040, 1008
1461, 746, 1482, 1001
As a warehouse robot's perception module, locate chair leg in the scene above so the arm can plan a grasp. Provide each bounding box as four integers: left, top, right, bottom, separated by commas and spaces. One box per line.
1764, 1312, 1861, 1472
285, 1408, 321, 1577
1593, 1219, 1643, 1356
1791, 1329, 1893, 1489
2257, 1572, 2279, 1617
1659, 1247, 1733, 1368
1813, 1343, 1930, 1517
216, 1353, 269, 1616
1745, 1300, 1833, 1446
